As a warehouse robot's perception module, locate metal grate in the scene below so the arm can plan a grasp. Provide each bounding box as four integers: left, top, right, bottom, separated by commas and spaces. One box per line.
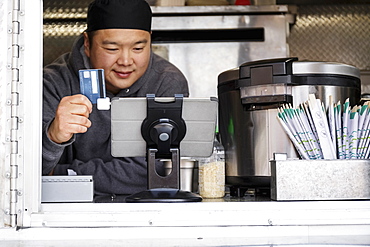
288, 4, 370, 70
43, 3, 370, 71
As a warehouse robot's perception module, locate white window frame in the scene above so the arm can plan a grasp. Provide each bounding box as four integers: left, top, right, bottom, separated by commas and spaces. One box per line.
1, 2, 370, 245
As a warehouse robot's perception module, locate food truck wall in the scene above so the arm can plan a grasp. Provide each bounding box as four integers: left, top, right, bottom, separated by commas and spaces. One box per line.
0, 0, 370, 245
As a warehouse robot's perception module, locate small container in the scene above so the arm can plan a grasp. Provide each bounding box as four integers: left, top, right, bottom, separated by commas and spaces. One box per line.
198, 138, 225, 198
163, 159, 198, 192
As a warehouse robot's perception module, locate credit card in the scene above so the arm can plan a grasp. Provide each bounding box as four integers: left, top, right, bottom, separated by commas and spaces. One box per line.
79, 69, 106, 104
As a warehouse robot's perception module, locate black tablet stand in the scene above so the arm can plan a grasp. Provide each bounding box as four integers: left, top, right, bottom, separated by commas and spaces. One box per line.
125, 94, 202, 203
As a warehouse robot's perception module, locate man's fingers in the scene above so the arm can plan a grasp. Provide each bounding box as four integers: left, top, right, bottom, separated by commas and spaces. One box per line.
58, 95, 92, 117
67, 94, 93, 113
48, 95, 93, 144
66, 115, 92, 130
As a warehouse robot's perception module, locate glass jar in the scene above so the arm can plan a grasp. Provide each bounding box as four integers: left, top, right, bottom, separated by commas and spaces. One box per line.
198, 137, 225, 198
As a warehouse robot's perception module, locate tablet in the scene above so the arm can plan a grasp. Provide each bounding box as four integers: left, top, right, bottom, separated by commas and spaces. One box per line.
111, 97, 218, 158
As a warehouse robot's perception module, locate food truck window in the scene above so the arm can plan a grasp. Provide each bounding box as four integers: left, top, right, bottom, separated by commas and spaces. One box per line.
11, 0, 290, 228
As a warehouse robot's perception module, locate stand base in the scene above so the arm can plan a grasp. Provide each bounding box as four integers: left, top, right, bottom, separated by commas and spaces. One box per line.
126, 188, 202, 203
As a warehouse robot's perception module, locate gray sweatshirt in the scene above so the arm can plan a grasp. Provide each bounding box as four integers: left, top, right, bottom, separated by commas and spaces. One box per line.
42, 35, 189, 195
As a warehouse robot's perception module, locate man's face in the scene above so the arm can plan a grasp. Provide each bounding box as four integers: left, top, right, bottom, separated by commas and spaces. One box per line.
84, 29, 151, 94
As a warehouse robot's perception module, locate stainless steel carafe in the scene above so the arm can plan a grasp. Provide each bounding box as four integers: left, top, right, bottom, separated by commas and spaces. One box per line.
217, 57, 361, 193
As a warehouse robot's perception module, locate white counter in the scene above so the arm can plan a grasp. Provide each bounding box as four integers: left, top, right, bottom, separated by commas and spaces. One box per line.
1, 199, 370, 246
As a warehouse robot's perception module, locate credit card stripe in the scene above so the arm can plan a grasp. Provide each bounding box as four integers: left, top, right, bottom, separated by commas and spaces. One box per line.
91, 70, 98, 94
98, 70, 105, 98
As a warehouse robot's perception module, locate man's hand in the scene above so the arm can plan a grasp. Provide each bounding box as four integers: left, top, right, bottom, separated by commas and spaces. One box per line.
48, 94, 93, 144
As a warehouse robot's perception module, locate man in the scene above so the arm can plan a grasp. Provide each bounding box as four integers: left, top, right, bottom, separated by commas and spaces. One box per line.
42, 0, 189, 195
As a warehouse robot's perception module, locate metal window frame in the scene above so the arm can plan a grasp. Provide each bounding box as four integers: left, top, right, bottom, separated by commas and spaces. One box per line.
0, 0, 42, 228
1, 3, 370, 242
